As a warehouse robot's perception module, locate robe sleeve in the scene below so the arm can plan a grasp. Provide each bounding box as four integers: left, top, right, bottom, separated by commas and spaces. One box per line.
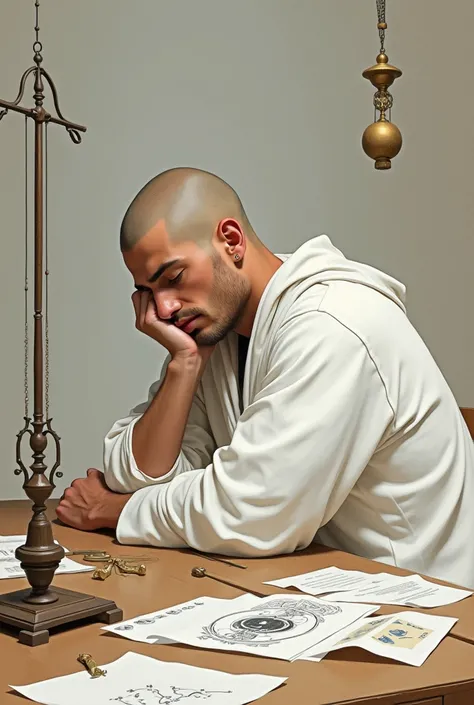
103, 356, 216, 494
115, 311, 394, 554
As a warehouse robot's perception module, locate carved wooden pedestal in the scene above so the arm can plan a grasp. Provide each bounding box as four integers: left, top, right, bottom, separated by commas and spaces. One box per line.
0, 585, 122, 645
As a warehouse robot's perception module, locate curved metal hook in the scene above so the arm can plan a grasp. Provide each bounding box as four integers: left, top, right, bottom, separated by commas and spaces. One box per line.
8, 66, 37, 107
40, 69, 83, 144
0, 66, 37, 122
67, 127, 82, 144
14, 417, 33, 484
45, 418, 63, 485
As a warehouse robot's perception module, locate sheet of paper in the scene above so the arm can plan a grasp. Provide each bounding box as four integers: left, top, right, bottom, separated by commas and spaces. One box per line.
264, 566, 387, 594
323, 573, 473, 608
298, 611, 458, 667
10, 650, 287, 705
264, 566, 472, 608
102, 596, 225, 644
103, 593, 378, 661
0, 536, 93, 579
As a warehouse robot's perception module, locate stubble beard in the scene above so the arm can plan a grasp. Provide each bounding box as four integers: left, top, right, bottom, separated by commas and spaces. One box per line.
193, 253, 251, 347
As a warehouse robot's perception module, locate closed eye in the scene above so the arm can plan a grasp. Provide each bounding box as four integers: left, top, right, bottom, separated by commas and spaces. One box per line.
167, 271, 183, 285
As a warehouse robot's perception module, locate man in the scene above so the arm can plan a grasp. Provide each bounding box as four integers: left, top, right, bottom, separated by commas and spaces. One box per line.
57, 167, 474, 588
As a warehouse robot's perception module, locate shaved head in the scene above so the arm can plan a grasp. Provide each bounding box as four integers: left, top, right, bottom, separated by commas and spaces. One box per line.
120, 167, 253, 252
118, 167, 281, 347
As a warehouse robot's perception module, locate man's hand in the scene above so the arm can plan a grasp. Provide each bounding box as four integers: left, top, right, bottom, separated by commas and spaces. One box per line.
56, 469, 131, 532
132, 290, 199, 358
129, 291, 215, 479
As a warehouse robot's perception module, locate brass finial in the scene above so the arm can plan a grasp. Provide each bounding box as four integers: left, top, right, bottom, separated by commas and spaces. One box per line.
362, 1, 402, 169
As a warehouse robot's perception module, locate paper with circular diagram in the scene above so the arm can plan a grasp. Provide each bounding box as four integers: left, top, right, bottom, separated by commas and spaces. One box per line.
102, 593, 377, 661
10, 651, 286, 705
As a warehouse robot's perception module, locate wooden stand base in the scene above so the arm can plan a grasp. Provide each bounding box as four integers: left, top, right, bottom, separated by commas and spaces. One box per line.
0, 585, 123, 646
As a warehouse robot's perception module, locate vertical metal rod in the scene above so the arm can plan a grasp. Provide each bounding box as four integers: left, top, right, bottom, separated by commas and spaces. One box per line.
24, 116, 30, 418
33, 119, 43, 423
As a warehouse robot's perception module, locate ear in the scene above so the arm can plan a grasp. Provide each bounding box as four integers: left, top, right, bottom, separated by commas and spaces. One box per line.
216, 218, 246, 263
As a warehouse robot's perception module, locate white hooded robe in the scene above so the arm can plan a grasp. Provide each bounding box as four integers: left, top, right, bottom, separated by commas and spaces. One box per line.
103, 236, 474, 588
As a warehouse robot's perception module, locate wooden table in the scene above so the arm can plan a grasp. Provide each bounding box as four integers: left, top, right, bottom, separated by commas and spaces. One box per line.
201, 540, 474, 647
1, 500, 474, 705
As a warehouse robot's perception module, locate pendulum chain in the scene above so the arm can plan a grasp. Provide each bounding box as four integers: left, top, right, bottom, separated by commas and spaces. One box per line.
376, 0, 386, 53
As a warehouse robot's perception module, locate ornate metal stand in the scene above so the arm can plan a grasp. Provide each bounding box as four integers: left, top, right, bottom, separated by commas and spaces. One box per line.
0, 1, 122, 645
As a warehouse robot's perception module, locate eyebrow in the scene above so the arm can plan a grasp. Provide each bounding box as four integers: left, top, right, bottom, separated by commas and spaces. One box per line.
148, 258, 181, 283
134, 258, 181, 290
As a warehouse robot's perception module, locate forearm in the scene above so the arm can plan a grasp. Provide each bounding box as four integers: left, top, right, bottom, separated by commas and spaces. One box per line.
131, 354, 203, 478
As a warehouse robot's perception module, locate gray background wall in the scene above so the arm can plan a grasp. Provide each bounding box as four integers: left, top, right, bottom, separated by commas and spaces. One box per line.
0, 1, 472, 500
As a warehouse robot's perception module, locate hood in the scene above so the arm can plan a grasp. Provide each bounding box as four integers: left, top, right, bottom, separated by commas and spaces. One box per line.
248, 235, 406, 355
242, 235, 406, 405
270, 234, 406, 313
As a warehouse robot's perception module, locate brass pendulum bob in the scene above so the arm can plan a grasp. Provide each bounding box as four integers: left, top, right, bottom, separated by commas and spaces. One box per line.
362, 51, 402, 170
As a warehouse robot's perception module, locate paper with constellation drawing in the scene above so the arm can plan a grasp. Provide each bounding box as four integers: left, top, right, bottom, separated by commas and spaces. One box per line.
10, 650, 287, 705
295, 611, 458, 667
264, 566, 472, 608
0, 535, 93, 579
103, 593, 378, 661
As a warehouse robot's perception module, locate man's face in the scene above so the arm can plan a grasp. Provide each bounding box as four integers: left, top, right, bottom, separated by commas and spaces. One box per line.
123, 220, 250, 346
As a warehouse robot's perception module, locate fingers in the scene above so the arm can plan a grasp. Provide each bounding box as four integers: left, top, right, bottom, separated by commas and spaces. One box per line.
56, 502, 80, 530
55, 502, 68, 525
62, 485, 88, 509
139, 291, 149, 327
131, 291, 140, 324
133, 290, 165, 333
69, 470, 99, 492
62, 487, 76, 501
87, 468, 108, 488
132, 291, 150, 330
144, 296, 160, 328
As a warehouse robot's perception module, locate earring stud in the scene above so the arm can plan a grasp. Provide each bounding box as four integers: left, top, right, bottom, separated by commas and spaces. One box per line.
234, 253, 240, 261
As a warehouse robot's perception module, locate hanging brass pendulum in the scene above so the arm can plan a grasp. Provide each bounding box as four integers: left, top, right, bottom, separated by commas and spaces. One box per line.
362, 0, 402, 170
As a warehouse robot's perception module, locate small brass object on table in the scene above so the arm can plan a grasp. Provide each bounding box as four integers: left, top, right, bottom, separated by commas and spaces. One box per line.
92, 560, 115, 581
77, 653, 106, 678
191, 566, 266, 598
83, 554, 148, 581
65, 550, 109, 559
115, 559, 147, 576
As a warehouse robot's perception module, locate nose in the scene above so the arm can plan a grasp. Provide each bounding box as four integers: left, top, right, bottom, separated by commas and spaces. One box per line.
153, 290, 181, 320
